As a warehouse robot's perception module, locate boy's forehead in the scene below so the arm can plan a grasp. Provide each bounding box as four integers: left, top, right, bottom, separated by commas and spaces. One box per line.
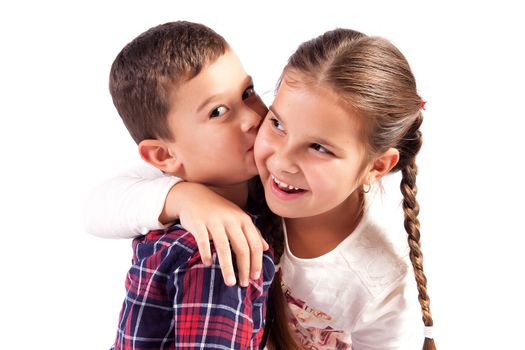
169, 50, 252, 113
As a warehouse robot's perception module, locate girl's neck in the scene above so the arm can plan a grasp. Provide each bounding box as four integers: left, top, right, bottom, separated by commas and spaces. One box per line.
284, 190, 364, 259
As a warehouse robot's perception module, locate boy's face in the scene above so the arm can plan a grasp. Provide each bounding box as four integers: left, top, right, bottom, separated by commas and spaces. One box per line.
164, 49, 267, 187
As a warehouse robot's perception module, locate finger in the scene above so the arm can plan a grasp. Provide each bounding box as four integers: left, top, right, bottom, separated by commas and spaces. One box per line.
242, 222, 264, 281
208, 224, 237, 287
227, 225, 251, 287
191, 223, 213, 266
254, 225, 270, 251
250, 224, 269, 251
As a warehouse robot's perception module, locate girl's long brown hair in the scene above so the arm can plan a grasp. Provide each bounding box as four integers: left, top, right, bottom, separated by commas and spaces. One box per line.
265, 29, 436, 349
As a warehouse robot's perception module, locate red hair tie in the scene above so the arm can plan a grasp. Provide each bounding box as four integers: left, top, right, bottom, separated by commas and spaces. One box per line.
421, 100, 427, 110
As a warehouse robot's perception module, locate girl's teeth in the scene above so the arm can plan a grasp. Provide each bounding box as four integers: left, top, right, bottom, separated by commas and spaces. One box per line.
272, 175, 300, 191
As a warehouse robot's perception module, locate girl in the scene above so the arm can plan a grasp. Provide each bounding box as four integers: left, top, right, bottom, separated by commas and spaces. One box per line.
86, 28, 435, 349
256, 29, 434, 350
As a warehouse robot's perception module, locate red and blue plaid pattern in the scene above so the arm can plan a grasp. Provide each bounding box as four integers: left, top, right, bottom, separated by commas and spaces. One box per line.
111, 223, 274, 350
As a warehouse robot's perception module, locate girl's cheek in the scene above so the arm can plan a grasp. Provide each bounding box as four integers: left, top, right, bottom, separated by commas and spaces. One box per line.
254, 132, 271, 166
253, 134, 263, 163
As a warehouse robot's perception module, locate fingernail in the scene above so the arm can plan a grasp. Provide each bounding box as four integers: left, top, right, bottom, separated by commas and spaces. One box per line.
252, 271, 261, 280
226, 275, 236, 286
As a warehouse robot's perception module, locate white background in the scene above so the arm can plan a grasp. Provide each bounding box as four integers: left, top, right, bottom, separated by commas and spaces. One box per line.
1, 1, 524, 348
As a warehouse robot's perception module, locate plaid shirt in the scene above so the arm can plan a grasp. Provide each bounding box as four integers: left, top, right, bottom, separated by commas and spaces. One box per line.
112, 221, 275, 350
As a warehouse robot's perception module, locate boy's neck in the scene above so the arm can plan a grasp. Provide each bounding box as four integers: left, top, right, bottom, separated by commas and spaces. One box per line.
209, 181, 250, 209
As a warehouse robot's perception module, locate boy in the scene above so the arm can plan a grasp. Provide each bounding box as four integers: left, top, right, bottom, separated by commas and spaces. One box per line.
108, 21, 275, 349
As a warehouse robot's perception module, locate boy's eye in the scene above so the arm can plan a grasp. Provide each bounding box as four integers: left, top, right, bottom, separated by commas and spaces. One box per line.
210, 105, 228, 118
270, 117, 284, 131
242, 86, 256, 100
311, 143, 332, 155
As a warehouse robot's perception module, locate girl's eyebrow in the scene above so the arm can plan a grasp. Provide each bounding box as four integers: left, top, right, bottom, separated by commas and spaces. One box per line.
269, 105, 343, 152
268, 105, 283, 121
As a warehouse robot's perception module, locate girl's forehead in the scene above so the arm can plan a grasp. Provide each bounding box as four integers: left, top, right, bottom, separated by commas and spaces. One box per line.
276, 75, 356, 119
273, 78, 365, 148
280, 71, 351, 108
279, 70, 366, 128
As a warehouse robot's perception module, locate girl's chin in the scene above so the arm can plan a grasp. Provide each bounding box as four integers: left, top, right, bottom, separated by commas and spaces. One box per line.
264, 194, 309, 219
266, 205, 306, 219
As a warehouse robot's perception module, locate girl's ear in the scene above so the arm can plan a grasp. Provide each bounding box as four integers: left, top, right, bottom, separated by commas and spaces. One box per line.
138, 139, 183, 175
365, 147, 400, 183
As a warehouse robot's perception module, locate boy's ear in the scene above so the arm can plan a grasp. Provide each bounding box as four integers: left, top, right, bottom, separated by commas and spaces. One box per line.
138, 139, 183, 175
365, 147, 400, 184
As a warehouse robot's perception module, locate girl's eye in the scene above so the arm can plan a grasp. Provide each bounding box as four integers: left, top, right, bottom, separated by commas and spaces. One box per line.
311, 143, 332, 155
210, 105, 228, 118
270, 117, 284, 131
242, 86, 256, 100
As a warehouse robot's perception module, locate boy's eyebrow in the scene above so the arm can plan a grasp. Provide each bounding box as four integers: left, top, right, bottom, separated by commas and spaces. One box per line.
196, 75, 254, 113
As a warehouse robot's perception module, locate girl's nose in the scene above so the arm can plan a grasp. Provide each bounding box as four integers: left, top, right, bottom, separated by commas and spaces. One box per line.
272, 146, 299, 175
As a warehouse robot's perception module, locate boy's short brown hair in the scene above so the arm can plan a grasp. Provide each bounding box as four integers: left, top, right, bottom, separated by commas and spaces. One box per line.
109, 21, 228, 144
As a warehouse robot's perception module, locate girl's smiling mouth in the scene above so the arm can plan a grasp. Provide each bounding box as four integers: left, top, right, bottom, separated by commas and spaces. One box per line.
270, 174, 306, 198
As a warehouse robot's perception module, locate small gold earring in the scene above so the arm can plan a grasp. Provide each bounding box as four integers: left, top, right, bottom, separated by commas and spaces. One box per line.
363, 182, 372, 193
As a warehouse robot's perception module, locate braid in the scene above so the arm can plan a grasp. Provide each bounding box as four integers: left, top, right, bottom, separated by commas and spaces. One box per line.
399, 114, 436, 350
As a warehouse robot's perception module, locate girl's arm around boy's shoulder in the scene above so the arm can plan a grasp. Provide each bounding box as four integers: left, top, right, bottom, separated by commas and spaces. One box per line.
83, 162, 270, 289
83, 163, 181, 239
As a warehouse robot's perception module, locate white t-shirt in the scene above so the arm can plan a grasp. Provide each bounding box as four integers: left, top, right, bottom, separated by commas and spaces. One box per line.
279, 194, 422, 349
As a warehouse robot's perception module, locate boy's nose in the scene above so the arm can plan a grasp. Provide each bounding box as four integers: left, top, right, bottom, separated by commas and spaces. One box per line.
250, 95, 268, 119
240, 95, 267, 132
240, 106, 264, 133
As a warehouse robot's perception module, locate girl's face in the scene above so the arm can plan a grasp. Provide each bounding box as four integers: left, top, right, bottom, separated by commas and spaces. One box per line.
254, 72, 369, 219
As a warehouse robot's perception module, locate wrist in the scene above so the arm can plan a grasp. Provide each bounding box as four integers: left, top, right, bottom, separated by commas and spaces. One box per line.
159, 181, 186, 224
